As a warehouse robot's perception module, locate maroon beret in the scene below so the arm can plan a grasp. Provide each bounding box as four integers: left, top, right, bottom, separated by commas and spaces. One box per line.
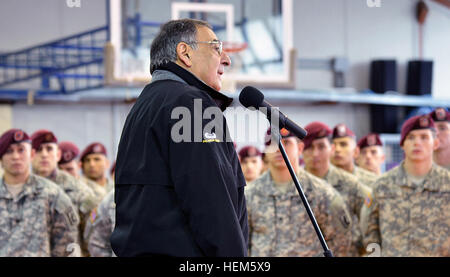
80, 142, 107, 161
58, 141, 80, 164
238, 146, 262, 160
357, 133, 383, 149
31, 129, 58, 150
265, 127, 295, 146
332, 123, 355, 140
400, 115, 435, 146
303, 122, 332, 150
429, 107, 450, 122
0, 129, 30, 158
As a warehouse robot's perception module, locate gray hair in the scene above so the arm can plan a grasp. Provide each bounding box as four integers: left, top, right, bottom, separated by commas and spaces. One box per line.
150, 18, 212, 74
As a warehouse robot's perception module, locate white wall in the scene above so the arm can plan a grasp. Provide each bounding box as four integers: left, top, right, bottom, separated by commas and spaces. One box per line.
294, 0, 450, 98
0, 0, 106, 51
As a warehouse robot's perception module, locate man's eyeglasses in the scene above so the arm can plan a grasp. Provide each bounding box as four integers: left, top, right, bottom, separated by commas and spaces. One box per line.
194, 40, 223, 55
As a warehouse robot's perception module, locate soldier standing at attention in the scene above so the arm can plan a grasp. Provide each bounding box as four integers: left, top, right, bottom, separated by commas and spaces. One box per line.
80, 142, 113, 199
356, 133, 386, 176
364, 115, 450, 256
58, 141, 81, 178
302, 122, 373, 257
331, 123, 378, 188
246, 128, 352, 257
85, 164, 116, 257
0, 129, 79, 257
429, 108, 450, 170
30, 130, 97, 256
238, 146, 264, 184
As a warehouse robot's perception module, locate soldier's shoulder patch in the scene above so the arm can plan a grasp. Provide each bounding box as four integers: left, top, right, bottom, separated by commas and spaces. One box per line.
364, 192, 373, 208
90, 207, 97, 224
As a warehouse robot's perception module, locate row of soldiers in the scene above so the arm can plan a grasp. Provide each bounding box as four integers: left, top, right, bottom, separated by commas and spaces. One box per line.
1, 107, 449, 257
238, 107, 450, 257
0, 129, 115, 257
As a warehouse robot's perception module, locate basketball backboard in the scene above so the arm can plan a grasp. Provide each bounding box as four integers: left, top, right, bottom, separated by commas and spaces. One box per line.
105, 0, 295, 92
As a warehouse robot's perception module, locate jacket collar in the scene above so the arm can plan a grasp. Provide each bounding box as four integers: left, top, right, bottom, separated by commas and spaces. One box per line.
257, 170, 299, 197
153, 61, 233, 111
0, 174, 40, 200
397, 161, 442, 191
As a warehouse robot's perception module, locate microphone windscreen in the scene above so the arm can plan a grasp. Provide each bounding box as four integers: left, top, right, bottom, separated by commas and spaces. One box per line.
239, 86, 264, 108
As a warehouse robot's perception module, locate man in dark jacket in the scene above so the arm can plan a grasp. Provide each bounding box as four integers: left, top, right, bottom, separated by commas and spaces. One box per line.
110, 18, 249, 257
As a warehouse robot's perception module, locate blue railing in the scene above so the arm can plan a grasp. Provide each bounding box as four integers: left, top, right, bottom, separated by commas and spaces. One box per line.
0, 11, 279, 100
0, 26, 108, 95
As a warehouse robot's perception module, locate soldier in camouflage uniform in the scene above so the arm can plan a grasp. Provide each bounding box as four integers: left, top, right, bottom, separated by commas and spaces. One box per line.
302, 122, 373, 257
356, 133, 386, 176
0, 129, 79, 257
365, 115, 450, 256
238, 146, 263, 183
246, 128, 352, 257
85, 164, 116, 257
331, 123, 378, 188
80, 142, 114, 198
58, 141, 81, 179
30, 130, 98, 256
430, 108, 450, 170
58, 141, 105, 203
85, 189, 116, 257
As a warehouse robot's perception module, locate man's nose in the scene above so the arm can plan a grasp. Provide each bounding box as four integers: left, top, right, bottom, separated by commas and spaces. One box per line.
11, 150, 21, 159
312, 148, 320, 156
221, 52, 231, 67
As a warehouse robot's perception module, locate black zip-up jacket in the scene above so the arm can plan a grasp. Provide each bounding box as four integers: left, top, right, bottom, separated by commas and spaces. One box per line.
110, 61, 249, 257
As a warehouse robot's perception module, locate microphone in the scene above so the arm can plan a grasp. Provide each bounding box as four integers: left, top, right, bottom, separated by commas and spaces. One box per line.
239, 86, 307, 140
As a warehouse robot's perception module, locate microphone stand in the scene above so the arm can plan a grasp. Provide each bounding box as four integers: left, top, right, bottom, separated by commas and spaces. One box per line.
277, 136, 334, 257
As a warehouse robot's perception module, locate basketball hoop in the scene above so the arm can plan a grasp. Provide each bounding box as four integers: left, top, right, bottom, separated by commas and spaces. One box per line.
221, 42, 248, 93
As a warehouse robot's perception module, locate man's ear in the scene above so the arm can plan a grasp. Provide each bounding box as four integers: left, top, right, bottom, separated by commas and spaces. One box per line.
176, 42, 193, 68
330, 143, 336, 155
353, 145, 360, 159
433, 136, 440, 151
105, 158, 110, 171
380, 153, 386, 163
298, 140, 305, 154
56, 148, 62, 162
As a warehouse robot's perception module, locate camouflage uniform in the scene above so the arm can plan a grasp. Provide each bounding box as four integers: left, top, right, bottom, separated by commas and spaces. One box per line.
364, 162, 450, 256
85, 189, 116, 257
354, 166, 378, 189
0, 174, 79, 257
105, 178, 114, 193
246, 169, 352, 257
323, 164, 373, 256
47, 169, 98, 256
82, 177, 107, 202
82, 177, 114, 202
